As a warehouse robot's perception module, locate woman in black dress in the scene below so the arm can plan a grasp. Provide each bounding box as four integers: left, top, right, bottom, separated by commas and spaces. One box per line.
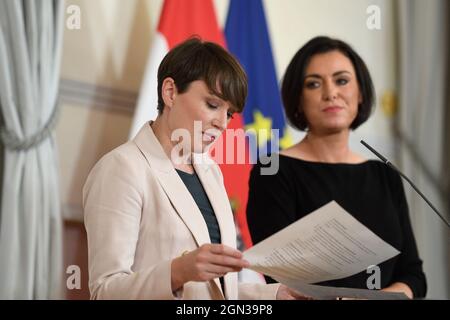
246, 36, 426, 299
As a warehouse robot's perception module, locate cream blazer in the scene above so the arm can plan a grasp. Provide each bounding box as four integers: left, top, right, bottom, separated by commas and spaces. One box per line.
83, 123, 278, 300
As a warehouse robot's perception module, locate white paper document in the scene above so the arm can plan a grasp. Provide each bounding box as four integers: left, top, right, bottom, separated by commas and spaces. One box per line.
243, 201, 400, 287
284, 281, 408, 300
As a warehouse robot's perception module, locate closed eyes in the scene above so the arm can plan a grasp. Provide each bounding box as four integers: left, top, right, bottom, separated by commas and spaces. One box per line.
207, 102, 234, 120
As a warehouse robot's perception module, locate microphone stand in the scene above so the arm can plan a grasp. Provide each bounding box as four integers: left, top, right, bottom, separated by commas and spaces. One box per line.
360, 140, 450, 229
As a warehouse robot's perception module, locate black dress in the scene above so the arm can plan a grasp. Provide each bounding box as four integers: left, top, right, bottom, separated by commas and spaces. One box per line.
246, 154, 427, 298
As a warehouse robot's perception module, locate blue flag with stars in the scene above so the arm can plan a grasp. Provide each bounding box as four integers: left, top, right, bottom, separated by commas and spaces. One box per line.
225, 0, 293, 160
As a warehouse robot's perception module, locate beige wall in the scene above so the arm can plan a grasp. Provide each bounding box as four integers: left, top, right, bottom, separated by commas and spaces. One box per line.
59, 0, 397, 222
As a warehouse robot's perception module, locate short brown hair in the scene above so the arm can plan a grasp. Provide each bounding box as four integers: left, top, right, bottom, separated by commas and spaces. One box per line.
281, 36, 375, 131
157, 37, 248, 114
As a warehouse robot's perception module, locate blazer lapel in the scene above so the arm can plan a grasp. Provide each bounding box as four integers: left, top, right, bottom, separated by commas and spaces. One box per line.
133, 123, 228, 299
192, 153, 236, 249
133, 123, 211, 247
155, 164, 226, 299
193, 153, 237, 300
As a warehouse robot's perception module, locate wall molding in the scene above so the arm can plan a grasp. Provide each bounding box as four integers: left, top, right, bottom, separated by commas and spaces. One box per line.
58, 78, 138, 115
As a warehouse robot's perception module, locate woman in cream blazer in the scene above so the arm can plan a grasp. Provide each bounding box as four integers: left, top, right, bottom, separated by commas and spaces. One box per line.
83, 38, 290, 300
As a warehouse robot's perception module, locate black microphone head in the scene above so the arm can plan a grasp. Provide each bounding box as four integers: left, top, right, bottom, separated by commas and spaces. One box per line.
360, 140, 389, 164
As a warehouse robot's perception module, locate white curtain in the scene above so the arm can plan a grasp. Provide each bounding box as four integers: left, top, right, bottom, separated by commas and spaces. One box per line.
0, 0, 65, 299
397, 0, 449, 299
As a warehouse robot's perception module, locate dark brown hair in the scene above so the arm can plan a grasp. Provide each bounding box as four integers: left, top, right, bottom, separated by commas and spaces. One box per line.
281, 36, 375, 131
157, 37, 247, 114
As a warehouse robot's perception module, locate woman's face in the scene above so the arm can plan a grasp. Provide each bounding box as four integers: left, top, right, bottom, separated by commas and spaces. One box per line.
300, 50, 362, 135
167, 80, 235, 154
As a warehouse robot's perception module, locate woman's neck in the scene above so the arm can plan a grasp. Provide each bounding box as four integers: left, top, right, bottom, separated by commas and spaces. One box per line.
299, 130, 359, 163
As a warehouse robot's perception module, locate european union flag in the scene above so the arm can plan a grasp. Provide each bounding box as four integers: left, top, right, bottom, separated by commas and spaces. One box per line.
225, 0, 293, 161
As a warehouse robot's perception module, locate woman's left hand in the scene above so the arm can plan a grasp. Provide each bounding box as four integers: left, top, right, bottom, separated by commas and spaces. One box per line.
381, 282, 413, 299
276, 284, 314, 300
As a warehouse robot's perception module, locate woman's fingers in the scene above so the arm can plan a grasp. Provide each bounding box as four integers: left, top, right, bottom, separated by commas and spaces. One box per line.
206, 253, 249, 269
203, 264, 240, 275
205, 244, 250, 268
208, 243, 242, 258
182, 244, 250, 283
276, 284, 314, 300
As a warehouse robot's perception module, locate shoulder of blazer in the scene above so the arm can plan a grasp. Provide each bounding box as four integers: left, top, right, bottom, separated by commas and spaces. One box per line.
131, 122, 174, 173
82, 139, 145, 210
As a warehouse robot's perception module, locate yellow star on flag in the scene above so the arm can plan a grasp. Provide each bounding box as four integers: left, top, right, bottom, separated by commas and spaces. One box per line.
245, 110, 272, 147
280, 127, 294, 149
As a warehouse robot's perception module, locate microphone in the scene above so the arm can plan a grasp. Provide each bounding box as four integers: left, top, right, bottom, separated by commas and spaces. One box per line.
360, 140, 450, 229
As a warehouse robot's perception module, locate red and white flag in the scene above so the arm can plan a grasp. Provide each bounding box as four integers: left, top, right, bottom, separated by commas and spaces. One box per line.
129, 0, 225, 137
129, 0, 253, 248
